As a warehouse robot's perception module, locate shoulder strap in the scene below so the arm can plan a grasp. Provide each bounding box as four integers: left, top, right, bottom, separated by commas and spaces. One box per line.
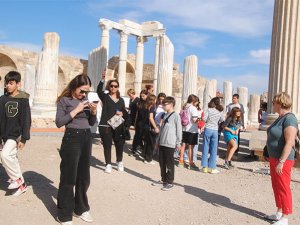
162, 112, 175, 128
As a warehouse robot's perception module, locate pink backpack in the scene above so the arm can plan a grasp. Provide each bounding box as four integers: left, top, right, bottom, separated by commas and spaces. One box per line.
179, 107, 190, 127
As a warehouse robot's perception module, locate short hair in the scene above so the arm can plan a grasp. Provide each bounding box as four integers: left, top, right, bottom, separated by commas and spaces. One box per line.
127, 89, 135, 95
232, 94, 239, 99
5, 71, 21, 84
273, 92, 292, 109
162, 96, 176, 107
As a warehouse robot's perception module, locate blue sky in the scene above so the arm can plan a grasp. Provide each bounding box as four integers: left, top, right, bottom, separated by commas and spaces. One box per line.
0, 0, 274, 95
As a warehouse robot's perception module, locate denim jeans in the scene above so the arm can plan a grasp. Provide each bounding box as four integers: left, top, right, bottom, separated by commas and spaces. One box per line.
201, 128, 218, 169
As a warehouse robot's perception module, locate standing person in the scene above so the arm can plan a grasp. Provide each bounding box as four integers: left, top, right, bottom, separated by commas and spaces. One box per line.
153, 93, 166, 156
179, 94, 199, 170
143, 94, 159, 164
223, 107, 243, 169
0, 71, 31, 196
56, 74, 97, 224
158, 96, 182, 191
226, 94, 245, 154
265, 92, 297, 225
129, 89, 148, 156
145, 84, 154, 94
258, 102, 268, 125
97, 75, 127, 174
201, 97, 224, 174
127, 89, 139, 127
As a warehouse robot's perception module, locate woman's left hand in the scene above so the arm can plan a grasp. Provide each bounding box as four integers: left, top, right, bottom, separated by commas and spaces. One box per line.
116, 111, 123, 117
276, 162, 284, 175
88, 102, 98, 115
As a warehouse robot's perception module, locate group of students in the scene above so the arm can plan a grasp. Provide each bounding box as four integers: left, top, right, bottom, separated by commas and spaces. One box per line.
0, 71, 245, 225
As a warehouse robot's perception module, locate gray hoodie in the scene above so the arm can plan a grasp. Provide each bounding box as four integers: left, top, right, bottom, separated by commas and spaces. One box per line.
159, 112, 182, 148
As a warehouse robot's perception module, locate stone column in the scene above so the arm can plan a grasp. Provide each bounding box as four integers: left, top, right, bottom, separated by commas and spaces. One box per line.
118, 31, 128, 96
88, 47, 101, 91
211, 79, 217, 98
134, 36, 147, 95
237, 87, 248, 127
266, 0, 300, 123
223, 81, 233, 111
33, 32, 59, 110
203, 80, 214, 111
249, 94, 260, 124
157, 35, 174, 96
99, 24, 110, 76
198, 86, 205, 110
153, 37, 160, 95
24, 64, 36, 107
182, 55, 198, 103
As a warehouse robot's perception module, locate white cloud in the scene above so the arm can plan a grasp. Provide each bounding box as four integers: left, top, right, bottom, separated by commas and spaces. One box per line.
212, 73, 269, 95
86, 0, 274, 37
202, 57, 231, 66
1, 42, 41, 52
174, 32, 209, 48
249, 48, 270, 64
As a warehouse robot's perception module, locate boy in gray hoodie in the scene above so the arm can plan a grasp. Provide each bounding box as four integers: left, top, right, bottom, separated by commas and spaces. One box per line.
158, 96, 182, 191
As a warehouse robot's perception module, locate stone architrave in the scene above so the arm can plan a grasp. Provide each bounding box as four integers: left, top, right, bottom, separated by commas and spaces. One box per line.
24, 64, 36, 107
118, 31, 129, 96
223, 81, 233, 111
157, 35, 174, 96
33, 32, 59, 110
153, 37, 160, 94
134, 36, 147, 95
266, 0, 300, 123
88, 47, 102, 91
249, 94, 260, 124
198, 86, 205, 110
203, 80, 214, 111
237, 87, 248, 127
182, 55, 198, 104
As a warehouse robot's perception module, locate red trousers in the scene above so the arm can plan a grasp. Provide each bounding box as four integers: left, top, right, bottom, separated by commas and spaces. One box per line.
269, 157, 294, 215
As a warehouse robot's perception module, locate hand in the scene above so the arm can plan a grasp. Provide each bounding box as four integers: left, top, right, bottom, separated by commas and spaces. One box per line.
102, 69, 106, 80
88, 102, 98, 115
154, 127, 160, 134
76, 100, 89, 112
116, 111, 123, 117
18, 142, 25, 150
231, 130, 235, 135
276, 162, 284, 175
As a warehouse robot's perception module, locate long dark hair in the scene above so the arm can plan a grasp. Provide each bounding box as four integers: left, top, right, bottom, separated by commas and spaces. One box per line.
145, 94, 156, 110
183, 94, 198, 109
208, 97, 223, 112
56, 74, 91, 103
106, 79, 120, 98
229, 107, 242, 123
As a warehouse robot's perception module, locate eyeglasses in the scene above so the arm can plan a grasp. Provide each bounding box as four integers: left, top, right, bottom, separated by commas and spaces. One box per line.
110, 85, 119, 88
80, 89, 89, 94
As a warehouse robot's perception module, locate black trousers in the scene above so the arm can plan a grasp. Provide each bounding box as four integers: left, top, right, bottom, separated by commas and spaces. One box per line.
99, 126, 124, 165
143, 129, 156, 162
57, 128, 92, 222
159, 146, 175, 184
132, 121, 144, 152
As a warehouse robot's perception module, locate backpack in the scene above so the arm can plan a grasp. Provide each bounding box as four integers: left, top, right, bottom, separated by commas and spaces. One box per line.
179, 107, 190, 127
294, 129, 300, 160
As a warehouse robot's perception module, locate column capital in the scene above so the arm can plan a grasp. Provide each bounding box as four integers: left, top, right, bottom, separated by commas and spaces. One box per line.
119, 30, 129, 41
99, 23, 112, 31
136, 36, 147, 44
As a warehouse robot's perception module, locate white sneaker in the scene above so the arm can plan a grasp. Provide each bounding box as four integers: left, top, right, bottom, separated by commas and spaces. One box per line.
208, 168, 220, 174
105, 164, 112, 174
117, 161, 124, 172
11, 184, 27, 197
265, 212, 283, 221
57, 217, 73, 225
144, 160, 155, 165
73, 211, 93, 223
272, 217, 288, 225
8, 178, 23, 189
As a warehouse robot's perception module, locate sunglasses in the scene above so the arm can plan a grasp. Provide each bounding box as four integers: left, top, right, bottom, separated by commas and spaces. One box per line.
110, 84, 119, 88
80, 89, 89, 94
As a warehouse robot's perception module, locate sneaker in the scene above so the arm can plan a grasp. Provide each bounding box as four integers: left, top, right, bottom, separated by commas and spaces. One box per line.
57, 217, 73, 225
11, 183, 27, 196
264, 212, 283, 221
272, 217, 288, 225
144, 160, 155, 165
8, 178, 23, 189
228, 161, 235, 168
188, 163, 199, 171
151, 180, 167, 186
202, 167, 208, 173
161, 183, 174, 191
73, 211, 93, 223
105, 164, 112, 174
117, 161, 124, 172
177, 161, 184, 168
208, 168, 220, 174
223, 161, 230, 170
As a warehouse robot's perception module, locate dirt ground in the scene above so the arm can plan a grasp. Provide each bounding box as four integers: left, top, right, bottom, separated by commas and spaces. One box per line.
0, 132, 299, 225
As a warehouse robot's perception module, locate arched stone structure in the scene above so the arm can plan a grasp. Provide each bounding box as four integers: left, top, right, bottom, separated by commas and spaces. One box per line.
0, 53, 18, 88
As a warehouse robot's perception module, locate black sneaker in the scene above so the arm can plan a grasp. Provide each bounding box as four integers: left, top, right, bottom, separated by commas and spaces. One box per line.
228, 161, 235, 168
161, 183, 174, 191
